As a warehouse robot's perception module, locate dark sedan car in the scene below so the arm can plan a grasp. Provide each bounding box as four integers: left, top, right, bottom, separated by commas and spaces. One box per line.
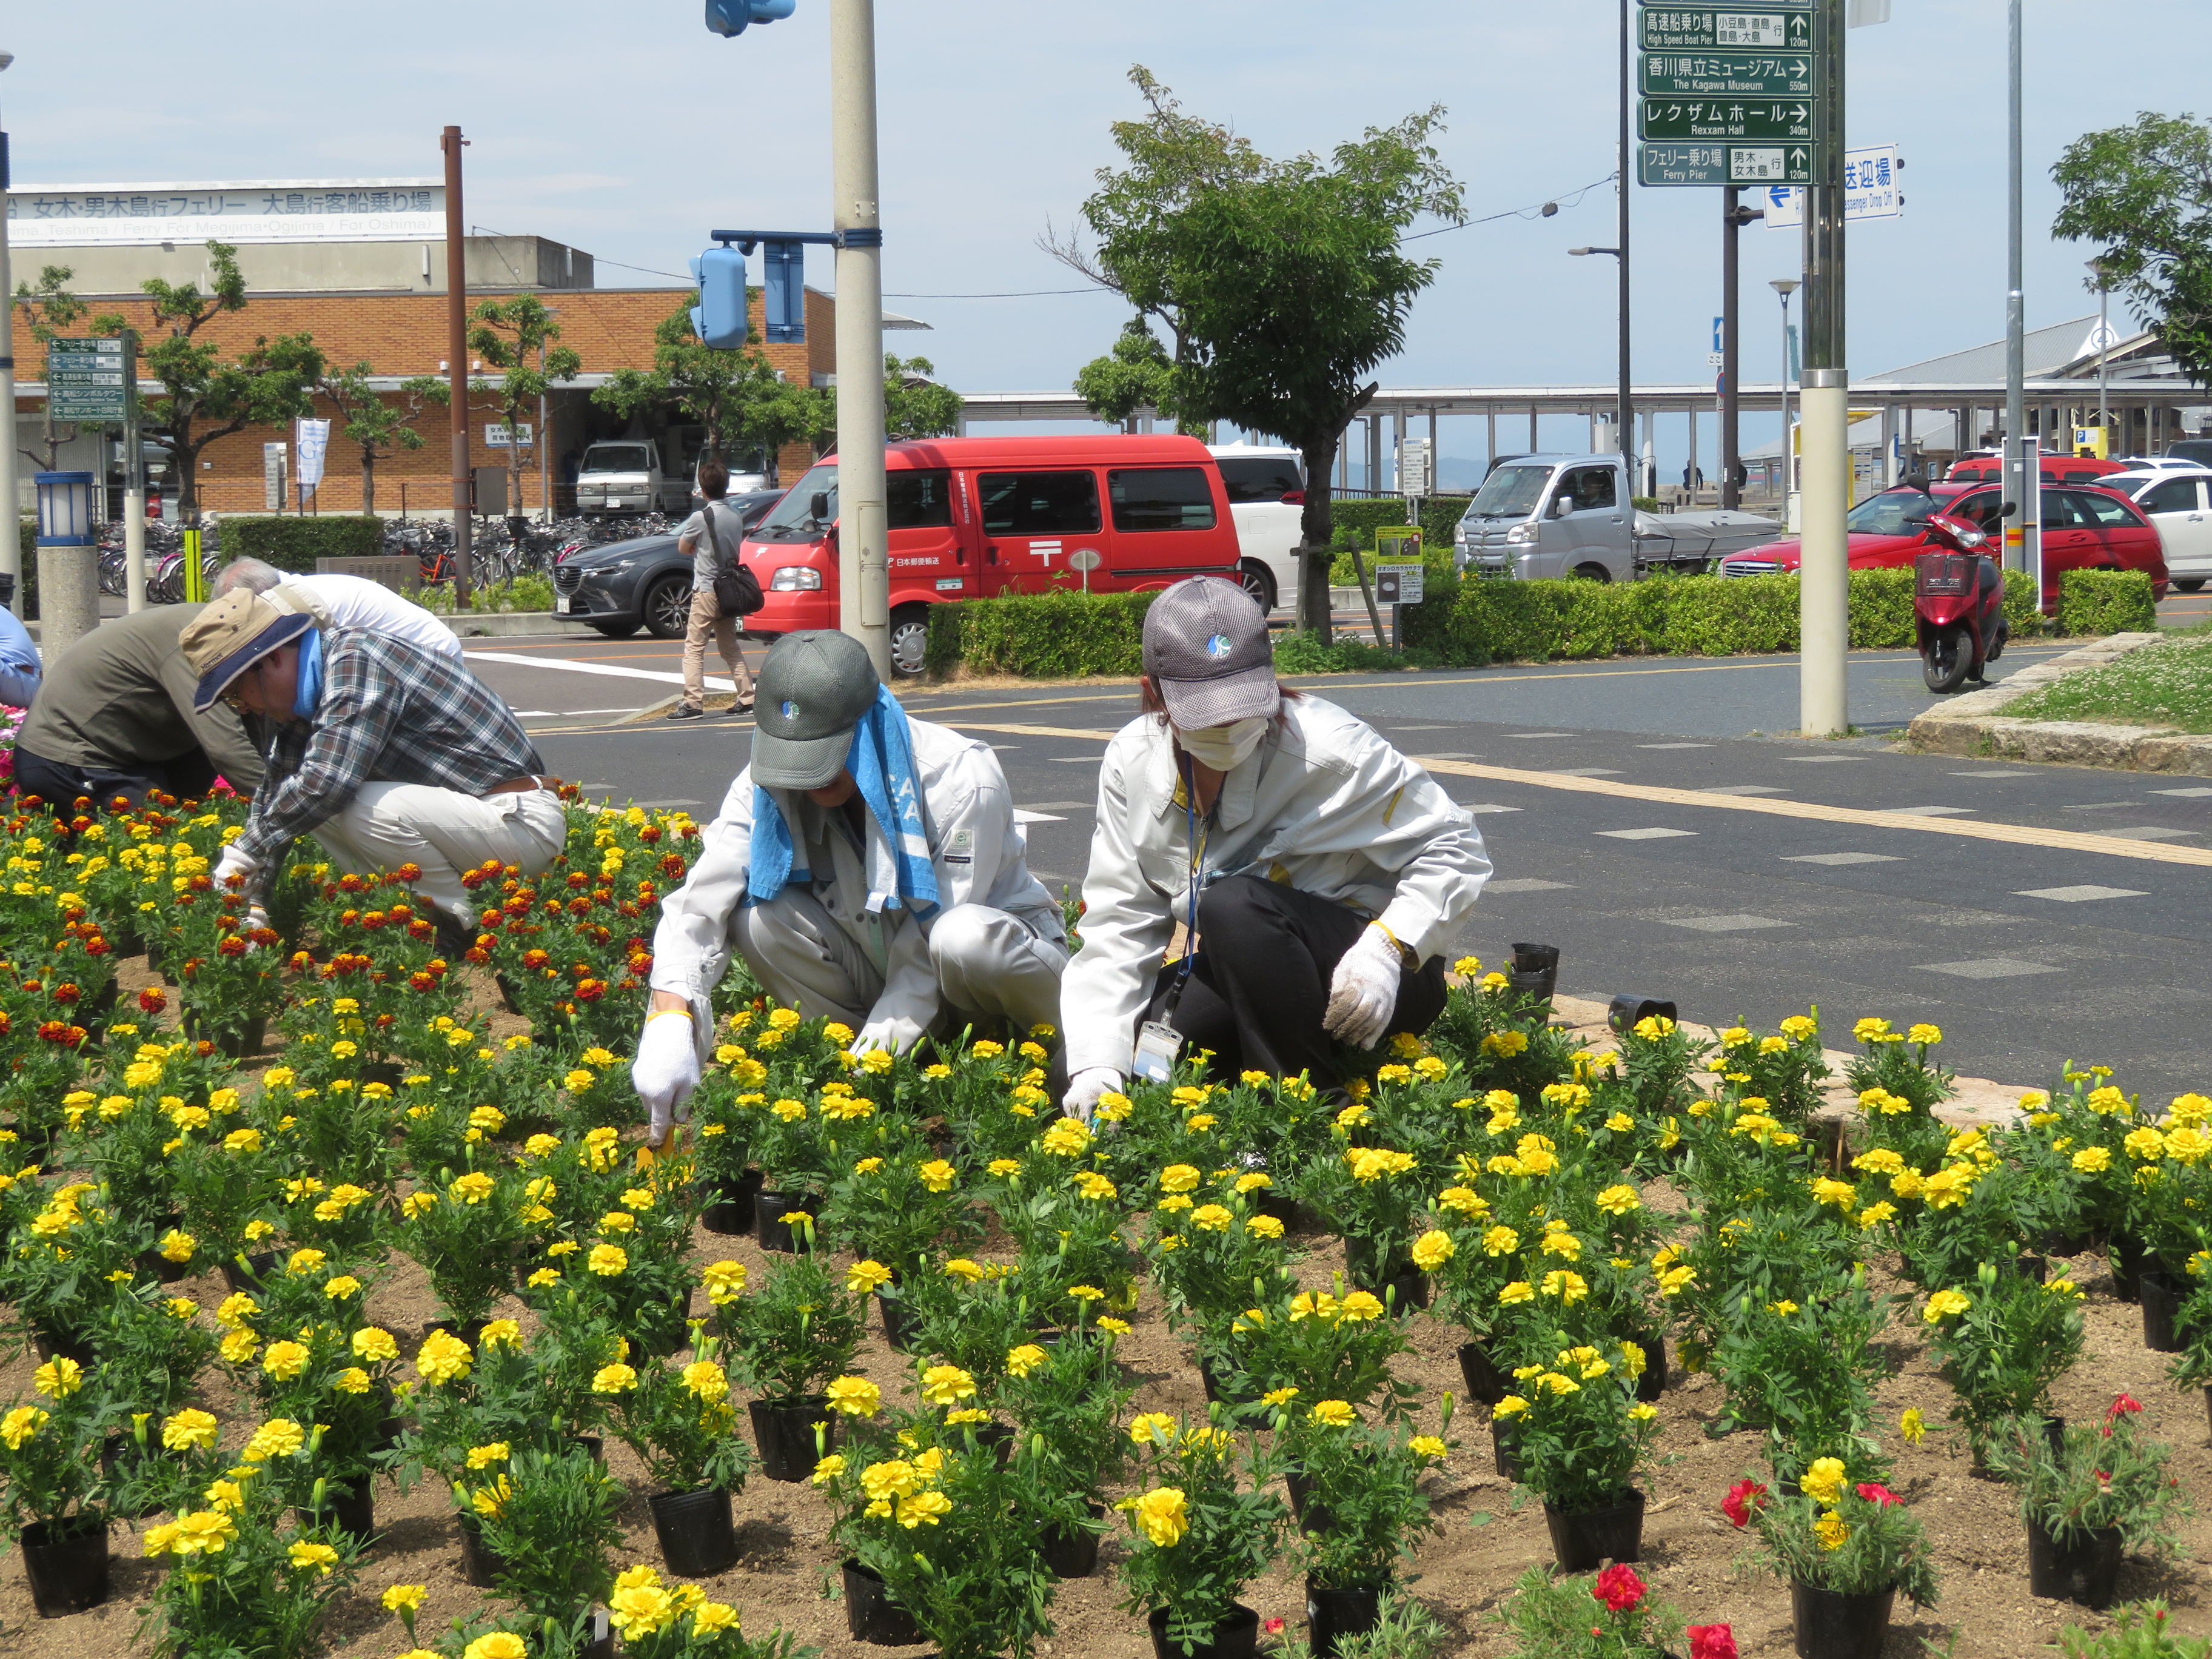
551, 489, 782, 638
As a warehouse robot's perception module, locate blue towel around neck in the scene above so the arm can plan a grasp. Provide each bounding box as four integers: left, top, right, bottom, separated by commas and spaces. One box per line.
292, 629, 326, 720
747, 686, 939, 918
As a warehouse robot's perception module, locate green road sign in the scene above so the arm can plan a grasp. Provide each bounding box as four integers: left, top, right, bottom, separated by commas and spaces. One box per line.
1640, 7, 1814, 52
1638, 142, 1812, 187
46, 337, 129, 424
1640, 96, 1813, 142
1640, 48, 1815, 98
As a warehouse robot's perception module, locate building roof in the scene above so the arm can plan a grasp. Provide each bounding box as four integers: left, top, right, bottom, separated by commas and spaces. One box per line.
1875, 315, 2120, 382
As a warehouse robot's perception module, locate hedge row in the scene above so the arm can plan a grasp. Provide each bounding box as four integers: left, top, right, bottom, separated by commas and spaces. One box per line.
922, 588, 1158, 679
2054, 569, 2157, 637
226, 515, 387, 571
1326, 497, 1470, 587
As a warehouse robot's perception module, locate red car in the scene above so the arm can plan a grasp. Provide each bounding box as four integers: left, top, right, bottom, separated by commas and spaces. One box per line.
1718, 483, 2168, 611
1945, 452, 2131, 487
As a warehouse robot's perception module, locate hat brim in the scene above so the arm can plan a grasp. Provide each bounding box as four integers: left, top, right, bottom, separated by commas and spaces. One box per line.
191, 614, 313, 713
1156, 662, 1280, 729
749, 723, 859, 792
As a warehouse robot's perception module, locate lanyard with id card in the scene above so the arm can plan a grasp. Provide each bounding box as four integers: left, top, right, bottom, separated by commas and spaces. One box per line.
1133, 768, 1210, 1084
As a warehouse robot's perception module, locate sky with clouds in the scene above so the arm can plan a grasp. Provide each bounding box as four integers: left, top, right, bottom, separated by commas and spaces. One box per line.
4, 0, 2204, 471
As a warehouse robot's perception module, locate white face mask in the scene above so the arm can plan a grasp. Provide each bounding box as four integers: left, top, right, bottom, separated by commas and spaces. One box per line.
1175, 716, 1269, 771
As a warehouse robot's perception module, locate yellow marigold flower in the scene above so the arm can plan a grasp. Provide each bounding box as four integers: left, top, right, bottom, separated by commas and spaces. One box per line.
811, 1454, 846, 1485
942, 1257, 985, 1282
1658, 1264, 1697, 1298
1097, 1315, 1132, 1334
917, 1159, 957, 1192
1629, 1403, 1658, 1422
446, 1171, 495, 1204
219, 1330, 260, 1365
0, 1405, 48, 1449
593, 1363, 638, 1393
383, 1583, 428, 1614
215, 1291, 260, 1330
261, 1340, 310, 1381
1189, 1203, 1234, 1232
1129, 1411, 1180, 1446
1074, 1171, 1120, 1201
32, 1356, 83, 1398
242, 1418, 305, 1461
920, 1365, 977, 1406
1815, 1512, 1851, 1550
321, 1274, 363, 1301
416, 1330, 475, 1386
466, 1441, 511, 1470
1308, 1399, 1358, 1427
1159, 1164, 1201, 1194
1900, 1408, 1926, 1445
1130, 1486, 1189, 1547
1006, 1344, 1048, 1378
1540, 1270, 1589, 1302
169, 1509, 239, 1555
1499, 1280, 1536, 1305
1922, 1289, 1971, 1324
1245, 1213, 1285, 1239
1068, 1283, 1106, 1302
861, 1458, 922, 1500
826, 1376, 882, 1416
588, 1243, 629, 1276
1411, 1230, 1455, 1271
897, 1489, 954, 1528
163, 1407, 220, 1451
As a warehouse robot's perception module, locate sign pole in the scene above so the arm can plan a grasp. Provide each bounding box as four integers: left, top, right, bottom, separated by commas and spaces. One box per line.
831, 0, 888, 677
1616, 0, 1634, 485
1797, 0, 1849, 737
0, 122, 16, 598
123, 330, 146, 614
442, 126, 474, 609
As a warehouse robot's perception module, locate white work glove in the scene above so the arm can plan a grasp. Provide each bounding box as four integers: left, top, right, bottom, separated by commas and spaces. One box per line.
1323, 925, 1404, 1051
1062, 1067, 1123, 1124
852, 1014, 926, 1057
632, 1011, 702, 1145
241, 904, 273, 949
213, 842, 260, 894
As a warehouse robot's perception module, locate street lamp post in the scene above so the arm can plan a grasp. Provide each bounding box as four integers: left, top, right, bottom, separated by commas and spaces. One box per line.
1569, 244, 1627, 464
2088, 259, 2111, 454
1772, 278, 1800, 502
1615, 0, 1633, 484
831, 0, 888, 678
0, 48, 18, 599
2002, 0, 2026, 570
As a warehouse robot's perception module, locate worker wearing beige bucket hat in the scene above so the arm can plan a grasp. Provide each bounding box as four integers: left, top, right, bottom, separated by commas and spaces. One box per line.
179, 588, 564, 952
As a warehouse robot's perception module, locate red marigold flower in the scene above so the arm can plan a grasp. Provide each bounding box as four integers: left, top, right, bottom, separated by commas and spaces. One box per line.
395, 862, 423, 882
460, 868, 489, 890
523, 950, 551, 970
679, 823, 699, 840
408, 919, 434, 942
659, 853, 688, 880
566, 872, 589, 891
1721, 1479, 1766, 1529
639, 825, 663, 843
1594, 1563, 1646, 1613
574, 978, 606, 1003
388, 903, 414, 921
1855, 1483, 1902, 1507
139, 988, 168, 1014
195, 1041, 215, 1057
290, 951, 314, 973
1689, 1626, 1740, 1659
249, 928, 278, 947
52, 984, 79, 1005
361, 911, 387, 930
409, 972, 437, 993
82, 935, 110, 957
188, 874, 213, 893
504, 896, 532, 916
464, 947, 491, 965
1262, 1618, 1285, 1636
338, 874, 364, 894
217, 936, 248, 957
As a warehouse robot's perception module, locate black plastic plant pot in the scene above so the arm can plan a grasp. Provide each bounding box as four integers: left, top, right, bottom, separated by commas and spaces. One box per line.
1491, 1418, 1522, 1481
21, 1513, 110, 1617
843, 1560, 924, 1646
142, 1248, 192, 1285
2202, 1384, 2212, 1446
1456, 1342, 1509, 1407
98, 1435, 166, 1520
751, 1396, 834, 1482
579, 1607, 615, 1659
1284, 1469, 1337, 1536
1627, 1332, 1669, 1403
699, 1168, 764, 1236
2026, 1518, 2124, 1609
1510, 941, 1561, 973
877, 1290, 922, 1352
1341, 1238, 1432, 1312
631, 1298, 693, 1359
1543, 1488, 1645, 1572
570, 1433, 607, 1464
2140, 1268, 2186, 1353
424, 1317, 492, 1352
649, 1485, 740, 1577
1147, 1603, 1260, 1659
297, 1480, 375, 1544
457, 1513, 514, 1589
2108, 1235, 2146, 1303
1607, 993, 1677, 1034
754, 1190, 814, 1253
30, 1326, 96, 1369
1198, 1356, 1261, 1408
1789, 1580, 1895, 1659
219, 1252, 279, 1293
1305, 1579, 1385, 1659
1040, 1503, 1105, 1578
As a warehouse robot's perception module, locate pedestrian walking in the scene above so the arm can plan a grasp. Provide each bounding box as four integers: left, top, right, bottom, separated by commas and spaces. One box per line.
1056, 578, 1491, 1119
668, 458, 759, 721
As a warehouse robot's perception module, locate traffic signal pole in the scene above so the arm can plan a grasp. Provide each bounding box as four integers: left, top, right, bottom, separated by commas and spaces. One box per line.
1797, 0, 1849, 737
831, 0, 889, 678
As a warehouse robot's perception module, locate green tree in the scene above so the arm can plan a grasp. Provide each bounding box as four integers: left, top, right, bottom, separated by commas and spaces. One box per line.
13, 266, 90, 473
1049, 69, 1463, 634
466, 293, 582, 519
2053, 113, 2212, 390
593, 294, 783, 474
315, 363, 450, 516
787, 354, 962, 460
1073, 316, 1188, 431
123, 241, 325, 515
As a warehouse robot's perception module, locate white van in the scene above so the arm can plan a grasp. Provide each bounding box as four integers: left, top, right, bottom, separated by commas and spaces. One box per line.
1208, 443, 1305, 615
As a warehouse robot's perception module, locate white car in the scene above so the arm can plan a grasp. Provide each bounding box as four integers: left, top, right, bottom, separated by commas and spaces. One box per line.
1208, 444, 1305, 614
2096, 467, 2212, 592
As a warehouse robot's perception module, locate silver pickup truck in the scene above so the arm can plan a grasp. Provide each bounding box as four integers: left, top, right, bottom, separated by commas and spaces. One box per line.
1452, 454, 1778, 582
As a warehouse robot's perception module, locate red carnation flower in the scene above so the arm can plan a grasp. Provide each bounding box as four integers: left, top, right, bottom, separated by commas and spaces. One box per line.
1721, 1479, 1766, 1529
1689, 1626, 1739, 1659
1855, 1483, 1901, 1507
2107, 1394, 2145, 1422
1593, 1563, 1646, 1614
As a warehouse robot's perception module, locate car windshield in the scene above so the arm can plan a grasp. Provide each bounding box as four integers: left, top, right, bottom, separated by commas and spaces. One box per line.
1846, 491, 1935, 534
1466, 463, 1554, 518
752, 463, 838, 539
581, 445, 654, 474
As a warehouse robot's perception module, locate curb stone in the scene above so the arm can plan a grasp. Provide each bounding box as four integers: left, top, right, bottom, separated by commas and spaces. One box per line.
1899, 632, 2212, 771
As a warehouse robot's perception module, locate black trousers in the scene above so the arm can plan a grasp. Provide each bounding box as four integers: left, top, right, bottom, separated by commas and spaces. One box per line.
1144, 874, 1449, 1087
13, 743, 221, 817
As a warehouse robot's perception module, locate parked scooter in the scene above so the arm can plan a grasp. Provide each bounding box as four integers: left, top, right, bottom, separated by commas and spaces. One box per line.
1916, 511, 2009, 692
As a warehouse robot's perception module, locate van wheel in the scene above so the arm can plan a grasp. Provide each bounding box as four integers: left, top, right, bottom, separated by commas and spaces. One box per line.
888, 605, 931, 679
2175, 578, 2205, 594
1572, 563, 1612, 583
1236, 560, 1278, 612
643, 575, 693, 640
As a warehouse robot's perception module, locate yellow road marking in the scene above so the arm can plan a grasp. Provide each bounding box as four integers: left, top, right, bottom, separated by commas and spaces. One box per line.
940, 720, 2212, 870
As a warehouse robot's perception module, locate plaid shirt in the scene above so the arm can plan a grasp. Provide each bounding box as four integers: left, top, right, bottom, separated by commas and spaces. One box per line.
235, 630, 545, 868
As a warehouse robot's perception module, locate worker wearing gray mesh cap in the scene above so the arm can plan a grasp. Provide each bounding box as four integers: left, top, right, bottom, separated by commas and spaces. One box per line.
1057, 577, 1490, 1118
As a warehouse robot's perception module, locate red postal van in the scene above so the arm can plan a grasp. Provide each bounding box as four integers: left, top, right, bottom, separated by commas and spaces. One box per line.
739, 434, 1242, 674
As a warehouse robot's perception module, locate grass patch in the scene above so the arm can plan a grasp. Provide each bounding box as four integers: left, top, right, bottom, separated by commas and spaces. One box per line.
2003, 634, 2212, 732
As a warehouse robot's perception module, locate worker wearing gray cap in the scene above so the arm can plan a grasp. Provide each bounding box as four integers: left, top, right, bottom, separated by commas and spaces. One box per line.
1058, 577, 1490, 1119
632, 629, 1066, 1144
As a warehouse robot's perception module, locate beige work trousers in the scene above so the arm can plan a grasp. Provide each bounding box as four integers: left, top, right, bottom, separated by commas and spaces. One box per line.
680, 587, 755, 712
311, 782, 567, 930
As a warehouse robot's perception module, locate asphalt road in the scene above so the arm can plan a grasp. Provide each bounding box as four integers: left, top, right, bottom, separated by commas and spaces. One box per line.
467, 618, 2212, 1103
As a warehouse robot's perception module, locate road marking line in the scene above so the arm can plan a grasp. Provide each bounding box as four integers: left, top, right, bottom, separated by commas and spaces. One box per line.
1662, 914, 1792, 931
1487, 877, 1572, 893
464, 650, 739, 693
1406, 754, 2212, 869
1783, 852, 1903, 865
2014, 885, 2147, 902
1917, 958, 2060, 979
1013, 810, 1065, 825
1599, 827, 1698, 839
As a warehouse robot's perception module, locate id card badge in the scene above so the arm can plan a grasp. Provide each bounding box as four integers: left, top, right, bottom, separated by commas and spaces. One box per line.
1132, 1020, 1182, 1084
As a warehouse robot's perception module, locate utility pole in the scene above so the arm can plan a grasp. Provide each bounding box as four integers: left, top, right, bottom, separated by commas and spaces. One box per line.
2091, 260, 2111, 454
1615, 0, 1634, 481
123, 329, 145, 612
1797, 0, 1849, 737
0, 50, 19, 601
1720, 187, 1763, 511
831, 0, 888, 677
2002, 0, 2026, 572
441, 126, 473, 608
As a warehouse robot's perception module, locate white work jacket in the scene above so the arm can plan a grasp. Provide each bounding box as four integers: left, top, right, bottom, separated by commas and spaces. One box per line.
648, 716, 1062, 1056
1060, 694, 1490, 1077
